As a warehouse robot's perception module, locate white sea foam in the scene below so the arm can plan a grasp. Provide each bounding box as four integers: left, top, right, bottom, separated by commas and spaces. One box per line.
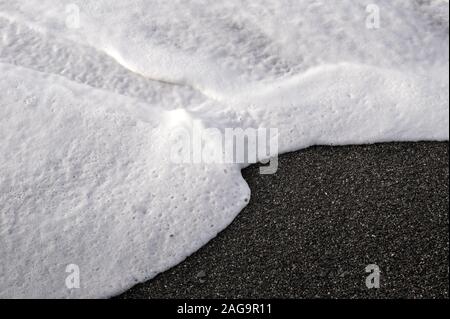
0, 0, 448, 298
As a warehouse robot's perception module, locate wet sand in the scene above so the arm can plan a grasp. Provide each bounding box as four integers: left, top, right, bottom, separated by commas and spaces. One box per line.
118, 142, 449, 299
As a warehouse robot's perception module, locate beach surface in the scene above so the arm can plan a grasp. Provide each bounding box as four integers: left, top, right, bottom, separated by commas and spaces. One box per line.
119, 141, 449, 299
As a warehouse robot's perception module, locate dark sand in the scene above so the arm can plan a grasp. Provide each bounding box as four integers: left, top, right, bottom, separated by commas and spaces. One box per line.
118, 142, 449, 299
